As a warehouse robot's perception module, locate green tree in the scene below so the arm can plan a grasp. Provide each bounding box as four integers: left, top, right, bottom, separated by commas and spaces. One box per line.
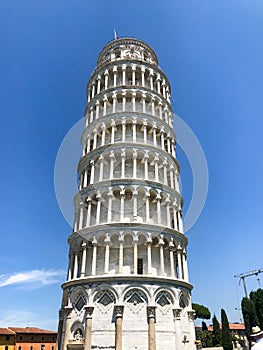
192, 303, 211, 320
212, 314, 222, 346
221, 309, 232, 350
241, 297, 259, 337
250, 289, 263, 330
202, 321, 208, 331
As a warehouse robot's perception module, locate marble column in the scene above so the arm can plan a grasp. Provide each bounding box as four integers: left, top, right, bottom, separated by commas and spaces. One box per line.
147, 306, 156, 350
63, 306, 73, 350
84, 306, 94, 350
114, 305, 124, 350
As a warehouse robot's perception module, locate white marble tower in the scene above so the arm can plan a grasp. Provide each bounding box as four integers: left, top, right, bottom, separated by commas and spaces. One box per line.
57, 37, 196, 350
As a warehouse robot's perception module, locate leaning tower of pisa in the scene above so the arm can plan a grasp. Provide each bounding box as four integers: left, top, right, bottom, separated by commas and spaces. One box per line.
57, 37, 196, 350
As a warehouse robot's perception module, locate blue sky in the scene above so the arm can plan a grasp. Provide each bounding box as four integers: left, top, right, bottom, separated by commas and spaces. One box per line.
1, 0, 263, 329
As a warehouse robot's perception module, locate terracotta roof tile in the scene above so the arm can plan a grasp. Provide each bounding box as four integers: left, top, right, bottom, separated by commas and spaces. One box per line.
8, 327, 57, 334
0, 328, 15, 335
208, 323, 245, 331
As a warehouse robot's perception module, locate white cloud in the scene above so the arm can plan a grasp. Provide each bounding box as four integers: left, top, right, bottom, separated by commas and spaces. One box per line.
0, 269, 65, 289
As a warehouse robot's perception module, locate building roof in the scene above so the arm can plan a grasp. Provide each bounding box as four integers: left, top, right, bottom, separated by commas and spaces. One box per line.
0, 328, 15, 335
208, 323, 245, 331
8, 327, 57, 334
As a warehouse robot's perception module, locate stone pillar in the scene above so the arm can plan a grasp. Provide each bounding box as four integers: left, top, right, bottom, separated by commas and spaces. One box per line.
151, 97, 155, 116
149, 70, 154, 90
122, 64, 126, 85
133, 150, 137, 178
101, 123, 106, 145
132, 92, 136, 112
160, 129, 165, 150
169, 165, 175, 189
91, 82, 95, 98
145, 190, 150, 222
107, 188, 113, 222
157, 75, 161, 94
104, 234, 111, 273
154, 155, 159, 182
144, 151, 149, 180
133, 235, 138, 274
132, 65, 136, 85
147, 306, 156, 350
96, 75, 101, 94
120, 188, 125, 221
84, 306, 94, 350
156, 192, 161, 225
163, 159, 168, 185
90, 108, 94, 123
118, 235, 124, 274
147, 238, 152, 274
122, 92, 126, 112
182, 247, 189, 282
132, 118, 137, 142
178, 210, 183, 233
177, 243, 183, 279
67, 253, 73, 281
63, 306, 73, 350
152, 124, 157, 146
80, 242, 87, 277
169, 239, 175, 278
109, 151, 115, 179
83, 169, 88, 188
90, 160, 95, 184
113, 66, 117, 87
141, 66, 145, 87
173, 308, 183, 350
112, 94, 117, 113
122, 118, 126, 142
95, 192, 102, 225
121, 149, 126, 178
165, 196, 171, 227
111, 119, 116, 143
73, 253, 78, 279
159, 235, 165, 275
133, 187, 138, 218
95, 101, 100, 120
85, 198, 91, 227
104, 70, 109, 89
99, 155, 104, 181
114, 305, 124, 350
142, 94, 146, 113
91, 239, 97, 276
78, 202, 84, 229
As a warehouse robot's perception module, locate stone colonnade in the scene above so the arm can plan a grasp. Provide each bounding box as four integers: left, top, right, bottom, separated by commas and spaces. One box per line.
85, 89, 173, 127
81, 116, 176, 157
74, 185, 183, 233
67, 231, 188, 282
87, 62, 171, 105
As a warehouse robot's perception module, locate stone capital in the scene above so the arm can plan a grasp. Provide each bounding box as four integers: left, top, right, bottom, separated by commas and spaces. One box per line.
114, 305, 124, 318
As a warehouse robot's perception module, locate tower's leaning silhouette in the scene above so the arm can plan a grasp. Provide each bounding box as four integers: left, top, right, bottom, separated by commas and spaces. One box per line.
57, 37, 196, 350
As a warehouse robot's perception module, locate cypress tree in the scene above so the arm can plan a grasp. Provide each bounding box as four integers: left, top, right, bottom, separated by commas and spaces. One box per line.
250, 289, 263, 330
221, 309, 232, 350
241, 297, 259, 337
202, 321, 208, 331
212, 314, 222, 346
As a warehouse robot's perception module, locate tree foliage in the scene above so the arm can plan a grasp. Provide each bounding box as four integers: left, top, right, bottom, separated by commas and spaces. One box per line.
221, 309, 232, 350
241, 296, 259, 337
250, 289, 263, 330
212, 314, 222, 346
192, 303, 211, 320
202, 321, 208, 331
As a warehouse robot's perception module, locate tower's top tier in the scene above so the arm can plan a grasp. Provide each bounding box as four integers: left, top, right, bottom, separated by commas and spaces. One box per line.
97, 37, 158, 67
